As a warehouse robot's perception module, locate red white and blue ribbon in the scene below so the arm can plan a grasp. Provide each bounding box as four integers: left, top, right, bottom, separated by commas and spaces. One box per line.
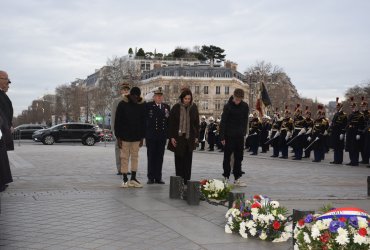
317, 207, 370, 220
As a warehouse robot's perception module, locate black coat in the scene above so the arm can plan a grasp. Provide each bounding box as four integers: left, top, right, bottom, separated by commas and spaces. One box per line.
145, 101, 170, 140
167, 103, 199, 154
0, 91, 14, 151
114, 95, 146, 142
345, 111, 365, 151
0, 115, 13, 186
329, 111, 347, 149
219, 97, 249, 140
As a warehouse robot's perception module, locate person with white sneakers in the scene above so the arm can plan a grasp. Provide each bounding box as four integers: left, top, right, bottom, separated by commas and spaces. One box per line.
219, 88, 249, 187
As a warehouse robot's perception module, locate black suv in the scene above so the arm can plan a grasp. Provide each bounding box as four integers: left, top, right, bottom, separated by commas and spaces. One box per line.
13, 124, 48, 139
32, 123, 100, 146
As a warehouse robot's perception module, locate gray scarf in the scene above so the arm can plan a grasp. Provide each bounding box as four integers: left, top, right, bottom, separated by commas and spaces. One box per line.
179, 102, 192, 139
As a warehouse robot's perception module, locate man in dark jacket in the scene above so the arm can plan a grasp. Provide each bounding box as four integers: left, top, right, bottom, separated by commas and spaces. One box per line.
114, 87, 145, 188
145, 87, 170, 184
219, 88, 249, 187
0, 70, 13, 192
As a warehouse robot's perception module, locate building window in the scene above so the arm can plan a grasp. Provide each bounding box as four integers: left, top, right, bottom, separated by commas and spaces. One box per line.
216, 86, 220, 94
215, 100, 221, 110
173, 85, 178, 94
225, 72, 231, 78
165, 71, 169, 76
204, 72, 209, 77
215, 72, 222, 78
195, 72, 200, 77
195, 86, 200, 94
202, 101, 208, 110
225, 86, 229, 95
185, 71, 191, 77
204, 86, 208, 94
174, 71, 179, 76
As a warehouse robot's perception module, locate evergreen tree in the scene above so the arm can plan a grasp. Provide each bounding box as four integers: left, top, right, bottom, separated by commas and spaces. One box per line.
128, 48, 133, 55
136, 48, 145, 57
200, 45, 226, 65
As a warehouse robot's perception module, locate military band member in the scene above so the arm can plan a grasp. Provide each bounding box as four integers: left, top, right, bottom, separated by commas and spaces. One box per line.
291, 104, 306, 160
249, 111, 262, 155
303, 107, 314, 158
279, 106, 294, 159
311, 105, 329, 162
345, 97, 365, 166
329, 98, 347, 164
145, 87, 170, 184
198, 115, 207, 151
260, 115, 271, 153
270, 108, 282, 158
207, 117, 217, 151
360, 97, 369, 164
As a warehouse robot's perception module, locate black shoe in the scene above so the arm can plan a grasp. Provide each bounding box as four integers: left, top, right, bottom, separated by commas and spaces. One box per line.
270, 155, 278, 158
117, 172, 122, 175
330, 161, 336, 164
208, 149, 214, 151
360, 161, 369, 164
303, 155, 310, 158
250, 153, 257, 155
261, 151, 267, 153
312, 160, 321, 162
219, 150, 224, 152
199, 149, 204, 151
367, 165, 370, 168
279, 156, 288, 159
241, 171, 245, 174
155, 180, 165, 184
292, 158, 301, 160
147, 179, 155, 184
0, 184, 8, 192
127, 172, 131, 175
345, 162, 353, 166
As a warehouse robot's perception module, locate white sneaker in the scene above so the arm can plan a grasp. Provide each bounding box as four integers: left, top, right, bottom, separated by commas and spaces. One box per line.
234, 179, 247, 187
128, 179, 143, 188
121, 181, 129, 188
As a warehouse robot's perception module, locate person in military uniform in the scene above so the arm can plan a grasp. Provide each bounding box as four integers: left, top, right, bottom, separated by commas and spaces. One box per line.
145, 87, 170, 184
278, 106, 294, 159
310, 105, 329, 162
291, 104, 307, 160
329, 98, 347, 164
345, 97, 365, 166
111, 82, 131, 175
215, 118, 223, 152
207, 116, 217, 151
360, 97, 369, 164
269, 108, 282, 157
248, 111, 262, 155
245, 114, 254, 150
303, 107, 314, 158
198, 115, 207, 151
260, 115, 271, 153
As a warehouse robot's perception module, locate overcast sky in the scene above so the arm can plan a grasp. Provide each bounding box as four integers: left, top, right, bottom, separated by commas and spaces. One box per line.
1, 0, 370, 115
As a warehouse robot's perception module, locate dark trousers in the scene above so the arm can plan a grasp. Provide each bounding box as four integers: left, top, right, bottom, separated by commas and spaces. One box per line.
349, 149, 359, 165
200, 141, 205, 150
272, 145, 279, 156
146, 137, 166, 181
281, 145, 288, 157
294, 147, 303, 160
223, 136, 244, 180
314, 148, 324, 162
361, 150, 369, 164
174, 139, 193, 184
333, 148, 343, 163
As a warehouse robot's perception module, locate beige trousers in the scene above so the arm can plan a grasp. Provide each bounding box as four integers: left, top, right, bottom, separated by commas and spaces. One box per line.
120, 141, 141, 174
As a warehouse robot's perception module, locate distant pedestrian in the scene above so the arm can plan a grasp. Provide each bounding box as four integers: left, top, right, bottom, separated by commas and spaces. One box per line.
167, 88, 199, 185
0, 70, 13, 191
114, 87, 146, 188
145, 87, 170, 184
198, 116, 207, 151
207, 116, 217, 151
110, 82, 130, 175
219, 88, 249, 187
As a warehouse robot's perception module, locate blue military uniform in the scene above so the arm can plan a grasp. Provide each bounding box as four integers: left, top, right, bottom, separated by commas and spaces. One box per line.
145, 94, 170, 183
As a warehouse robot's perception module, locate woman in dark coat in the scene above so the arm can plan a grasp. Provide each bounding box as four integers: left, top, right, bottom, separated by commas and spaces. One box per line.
0, 113, 13, 192
167, 88, 199, 184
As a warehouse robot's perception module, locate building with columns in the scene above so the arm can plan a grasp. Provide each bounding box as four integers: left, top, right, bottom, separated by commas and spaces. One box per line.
139, 61, 249, 118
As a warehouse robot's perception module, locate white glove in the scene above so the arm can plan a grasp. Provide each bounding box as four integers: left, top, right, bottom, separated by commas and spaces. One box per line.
356, 135, 361, 140
274, 131, 280, 138
0, 129, 2, 140
285, 131, 292, 141
323, 130, 328, 136
253, 132, 257, 135
307, 136, 312, 142
306, 128, 312, 134
298, 128, 306, 136
339, 134, 344, 140
316, 137, 319, 140
268, 131, 272, 138
213, 130, 217, 133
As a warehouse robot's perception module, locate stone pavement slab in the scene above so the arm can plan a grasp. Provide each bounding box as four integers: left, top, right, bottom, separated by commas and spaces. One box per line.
1, 141, 370, 249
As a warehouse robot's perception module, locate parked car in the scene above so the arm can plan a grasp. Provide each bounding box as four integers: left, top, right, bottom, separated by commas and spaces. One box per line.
32, 123, 100, 146
13, 124, 48, 139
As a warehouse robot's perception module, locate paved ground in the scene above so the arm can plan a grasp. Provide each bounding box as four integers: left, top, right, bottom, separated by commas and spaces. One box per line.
0, 140, 369, 250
